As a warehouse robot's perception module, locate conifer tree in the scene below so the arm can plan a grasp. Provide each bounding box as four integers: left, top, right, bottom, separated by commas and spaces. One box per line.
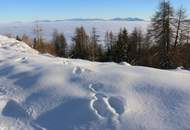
104, 31, 117, 61
16, 35, 22, 41
114, 28, 128, 63
89, 27, 100, 61
33, 23, 45, 53
52, 30, 67, 57
174, 7, 187, 48
70, 26, 90, 60
150, 0, 174, 69
128, 27, 144, 64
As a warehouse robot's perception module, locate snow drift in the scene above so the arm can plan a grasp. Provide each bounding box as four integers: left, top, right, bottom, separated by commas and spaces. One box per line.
0, 35, 190, 130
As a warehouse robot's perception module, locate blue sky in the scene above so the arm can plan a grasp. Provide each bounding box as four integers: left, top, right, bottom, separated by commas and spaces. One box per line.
0, 0, 190, 22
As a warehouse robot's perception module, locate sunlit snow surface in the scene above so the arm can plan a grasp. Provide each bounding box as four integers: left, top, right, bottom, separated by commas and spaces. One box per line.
0, 35, 190, 130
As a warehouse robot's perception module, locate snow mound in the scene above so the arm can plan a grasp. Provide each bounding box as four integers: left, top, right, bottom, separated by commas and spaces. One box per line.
0, 35, 190, 130
0, 36, 37, 54
120, 62, 131, 66
175, 66, 190, 74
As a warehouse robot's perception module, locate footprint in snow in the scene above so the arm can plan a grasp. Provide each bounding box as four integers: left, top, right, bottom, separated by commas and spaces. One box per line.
108, 97, 125, 115
2, 100, 29, 119
15, 57, 28, 64
72, 66, 91, 75
89, 84, 125, 118
93, 93, 114, 118
0, 87, 7, 97
63, 60, 70, 65
72, 66, 82, 75
89, 83, 105, 93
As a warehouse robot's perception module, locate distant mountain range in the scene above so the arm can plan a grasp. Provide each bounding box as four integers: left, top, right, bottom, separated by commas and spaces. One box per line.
35, 17, 145, 23
111, 17, 144, 21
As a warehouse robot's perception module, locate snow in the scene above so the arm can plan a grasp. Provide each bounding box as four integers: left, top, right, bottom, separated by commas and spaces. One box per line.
175, 66, 190, 74
0, 35, 190, 130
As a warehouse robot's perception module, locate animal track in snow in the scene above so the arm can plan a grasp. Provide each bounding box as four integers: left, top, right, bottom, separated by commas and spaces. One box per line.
15, 57, 28, 64
72, 66, 92, 75
2, 100, 29, 119
63, 60, 71, 65
108, 97, 125, 115
89, 84, 125, 119
0, 87, 7, 97
93, 93, 114, 118
89, 83, 105, 93
72, 66, 82, 75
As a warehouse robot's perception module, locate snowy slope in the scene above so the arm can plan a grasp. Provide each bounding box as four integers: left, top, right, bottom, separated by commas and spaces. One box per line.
0, 35, 190, 130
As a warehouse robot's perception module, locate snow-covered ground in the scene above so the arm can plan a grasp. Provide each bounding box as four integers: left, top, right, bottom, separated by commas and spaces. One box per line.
0, 21, 150, 43
0, 35, 190, 130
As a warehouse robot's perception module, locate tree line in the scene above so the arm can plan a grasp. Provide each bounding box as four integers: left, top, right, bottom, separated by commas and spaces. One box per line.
15, 0, 190, 69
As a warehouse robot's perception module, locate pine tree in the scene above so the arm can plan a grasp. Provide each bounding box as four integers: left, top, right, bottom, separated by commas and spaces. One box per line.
52, 30, 67, 57
89, 27, 100, 61
96, 44, 104, 61
174, 7, 187, 48
114, 28, 128, 63
150, 0, 174, 69
104, 31, 117, 61
128, 27, 144, 64
183, 22, 190, 68
33, 23, 45, 53
70, 26, 90, 60
16, 35, 22, 41
184, 21, 190, 45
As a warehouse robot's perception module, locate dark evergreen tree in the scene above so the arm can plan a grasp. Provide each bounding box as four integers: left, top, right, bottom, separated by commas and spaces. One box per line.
113, 28, 128, 63
150, 0, 174, 69
70, 26, 90, 60
128, 28, 138, 64
128, 28, 144, 65
173, 7, 187, 48
52, 30, 67, 57
104, 31, 117, 61
183, 22, 190, 68
89, 27, 100, 61
16, 35, 22, 41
